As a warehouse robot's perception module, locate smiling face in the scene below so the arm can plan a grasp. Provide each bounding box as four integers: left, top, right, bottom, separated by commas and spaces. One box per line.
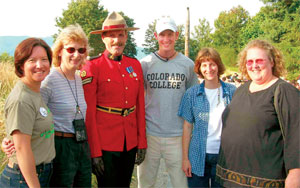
246, 47, 274, 85
155, 29, 179, 52
200, 60, 219, 82
22, 46, 50, 85
60, 41, 87, 71
102, 30, 127, 56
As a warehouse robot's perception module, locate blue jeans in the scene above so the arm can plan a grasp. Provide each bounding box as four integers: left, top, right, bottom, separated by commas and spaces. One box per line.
0, 162, 53, 187
188, 153, 222, 188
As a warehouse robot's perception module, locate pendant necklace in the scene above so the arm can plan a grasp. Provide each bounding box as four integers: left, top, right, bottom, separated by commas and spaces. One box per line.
154, 51, 177, 62
217, 87, 220, 106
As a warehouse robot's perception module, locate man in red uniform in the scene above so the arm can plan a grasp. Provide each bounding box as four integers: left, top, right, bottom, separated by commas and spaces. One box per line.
80, 12, 147, 187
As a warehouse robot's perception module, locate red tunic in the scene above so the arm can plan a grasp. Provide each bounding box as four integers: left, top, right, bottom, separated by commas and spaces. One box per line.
80, 50, 147, 158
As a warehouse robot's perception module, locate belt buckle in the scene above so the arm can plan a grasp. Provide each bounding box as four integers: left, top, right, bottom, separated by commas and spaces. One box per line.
122, 109, 129, 117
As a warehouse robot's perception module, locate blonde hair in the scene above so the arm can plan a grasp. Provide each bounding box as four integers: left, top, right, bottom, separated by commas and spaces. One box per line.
238, 39, 286, 80
194, 47, 225, 79
52, 24, 90, 67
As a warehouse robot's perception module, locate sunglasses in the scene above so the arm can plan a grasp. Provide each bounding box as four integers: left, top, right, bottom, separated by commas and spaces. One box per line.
64, 47, 86, 54
246, 58, 266, 66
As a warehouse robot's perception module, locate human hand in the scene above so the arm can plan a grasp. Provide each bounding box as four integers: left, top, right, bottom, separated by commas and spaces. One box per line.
135, 148, 146, 165
1, 137, 15, 158
182, 159, 192, 177
285, 168, 300, 188
92, 157, 104, 177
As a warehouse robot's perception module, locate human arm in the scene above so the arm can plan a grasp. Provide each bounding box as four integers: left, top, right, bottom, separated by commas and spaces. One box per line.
80, 60, 102, 157
12, 130, 40, 188
182, 120, 193, 177
285, 168, 300, 188
1, 137, 15, 158
276, 83, 300, 179
136, 61, 147, 150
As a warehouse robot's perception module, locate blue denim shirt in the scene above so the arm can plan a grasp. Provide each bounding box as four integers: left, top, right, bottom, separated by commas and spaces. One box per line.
178, 80, 236, 176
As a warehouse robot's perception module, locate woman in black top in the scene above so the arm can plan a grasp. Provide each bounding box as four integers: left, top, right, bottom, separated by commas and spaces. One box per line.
216, 39, 300, 188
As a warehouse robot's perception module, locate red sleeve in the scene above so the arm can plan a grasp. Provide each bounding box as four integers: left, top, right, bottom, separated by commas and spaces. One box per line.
81, 60, 102, 157
135, 61, 147, 149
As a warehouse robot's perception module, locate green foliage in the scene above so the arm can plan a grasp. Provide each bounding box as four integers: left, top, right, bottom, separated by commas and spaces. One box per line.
212, 6, 250, 52
0, 52, 14, 63
188, 18, 214, 61
174, 25, 186, 54
215, 46, 238, 68
192, 18, 213, 48
54, 0, 138, 57
142, 20, 158, 55
119, 12, 138, 58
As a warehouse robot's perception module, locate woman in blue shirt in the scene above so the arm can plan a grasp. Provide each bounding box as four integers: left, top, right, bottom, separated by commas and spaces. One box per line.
178, 48, 236, 188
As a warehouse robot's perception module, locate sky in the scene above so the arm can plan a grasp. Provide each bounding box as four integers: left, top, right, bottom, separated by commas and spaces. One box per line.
0, 0, 264, 46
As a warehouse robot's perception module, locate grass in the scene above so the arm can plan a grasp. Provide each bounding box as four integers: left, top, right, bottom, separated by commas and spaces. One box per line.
0, 61, 18, 172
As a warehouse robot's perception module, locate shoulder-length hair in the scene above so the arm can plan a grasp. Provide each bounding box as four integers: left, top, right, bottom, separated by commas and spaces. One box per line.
238, 39, 286, 80
14, 38, 52, 78
52, 24, 90, 67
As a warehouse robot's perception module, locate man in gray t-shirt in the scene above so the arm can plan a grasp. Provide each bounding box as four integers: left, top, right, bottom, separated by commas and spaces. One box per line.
137, 16, 198, 188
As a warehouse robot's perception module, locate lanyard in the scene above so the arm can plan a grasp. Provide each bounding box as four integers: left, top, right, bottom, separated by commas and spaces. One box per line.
60, 67, 82, 118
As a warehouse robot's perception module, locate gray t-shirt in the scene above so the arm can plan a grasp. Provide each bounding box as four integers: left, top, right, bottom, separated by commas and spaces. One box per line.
141, 52, 198, 137
5, 81, 55, 165
41, 68, 87, 133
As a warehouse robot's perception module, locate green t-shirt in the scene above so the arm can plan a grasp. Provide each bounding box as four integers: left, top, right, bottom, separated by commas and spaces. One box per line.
5, 80, 55, 165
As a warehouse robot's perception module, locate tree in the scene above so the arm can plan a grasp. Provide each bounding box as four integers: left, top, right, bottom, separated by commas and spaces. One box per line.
212, 6, 250, 53
142, 20, 158, 55
192, 18, 213, 49
55, 0, 138, 57
189, 18, 213, 61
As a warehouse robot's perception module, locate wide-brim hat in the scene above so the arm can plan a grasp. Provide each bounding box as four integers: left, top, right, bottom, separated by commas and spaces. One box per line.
90, 11, 139, 34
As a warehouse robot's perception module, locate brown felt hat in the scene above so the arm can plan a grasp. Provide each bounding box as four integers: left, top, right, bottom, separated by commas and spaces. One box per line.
90, 11, 139, 34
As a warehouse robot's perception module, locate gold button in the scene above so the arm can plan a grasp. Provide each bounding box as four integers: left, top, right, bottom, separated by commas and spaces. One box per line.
125, 87, 128, 90
125, 101, 128, 104
107, 79, 111, 82
122, 74, 125, 77
119, 62, 121, 65
136, 78, 138, 80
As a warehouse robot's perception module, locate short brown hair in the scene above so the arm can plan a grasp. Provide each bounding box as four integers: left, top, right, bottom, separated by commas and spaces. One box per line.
14, 38, 52, 78
52, 24, 90, 67
194, 48, 225, 79
238, 39, 286, 80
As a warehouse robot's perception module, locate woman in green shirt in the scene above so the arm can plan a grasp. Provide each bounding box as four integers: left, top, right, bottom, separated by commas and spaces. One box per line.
0, 38, 55, 188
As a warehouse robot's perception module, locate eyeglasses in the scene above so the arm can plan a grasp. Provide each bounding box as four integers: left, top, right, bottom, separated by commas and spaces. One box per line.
64, 47, 86, 54
246, 58, 267, 66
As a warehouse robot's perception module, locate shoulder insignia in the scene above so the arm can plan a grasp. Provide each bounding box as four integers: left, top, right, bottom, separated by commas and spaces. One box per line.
87, 53, 102, 61
80, 70, 87, 78
82, 77, 93, 85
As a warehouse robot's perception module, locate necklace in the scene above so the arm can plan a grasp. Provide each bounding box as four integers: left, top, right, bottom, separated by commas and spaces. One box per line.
217, 87, 220, 106
60, 66, 80, 114
154, 51, 177, 62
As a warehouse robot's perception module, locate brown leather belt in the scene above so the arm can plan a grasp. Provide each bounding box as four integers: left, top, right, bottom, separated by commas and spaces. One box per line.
96, 105, 136, 117
55, 131, 75, 138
